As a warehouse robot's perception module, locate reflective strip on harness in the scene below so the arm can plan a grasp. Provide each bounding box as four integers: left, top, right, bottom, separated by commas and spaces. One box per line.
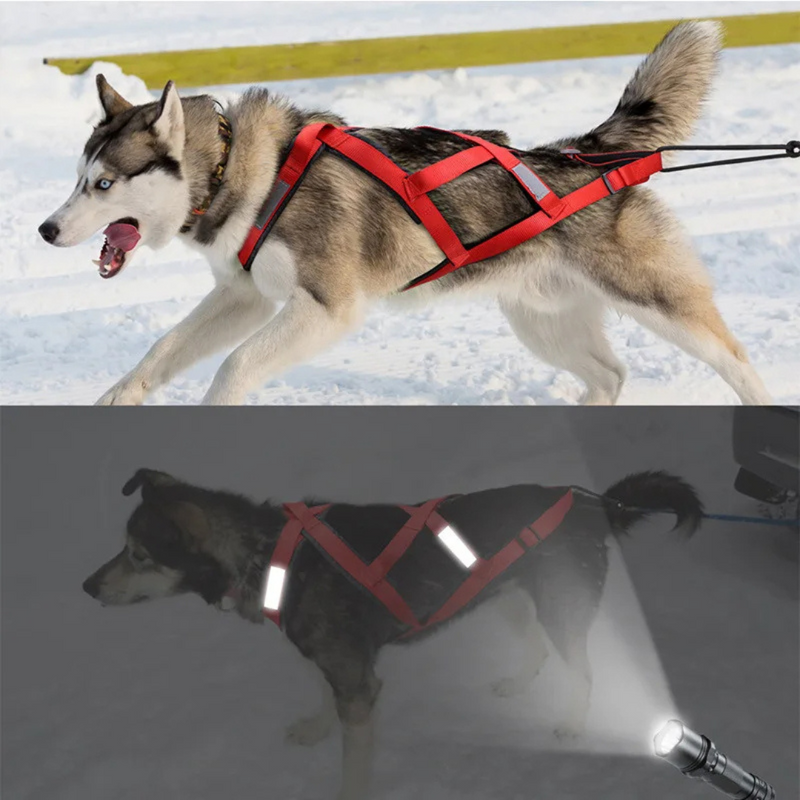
263, 565, 287, 611
262, 502, 331, 628
262, 489, 575, 636
511, 163, 553, 202
404, 489, 574, 637
237, 124, 663, 286
436, 525, 478, 568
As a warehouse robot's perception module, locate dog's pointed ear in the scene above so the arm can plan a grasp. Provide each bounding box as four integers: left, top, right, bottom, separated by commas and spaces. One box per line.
96, 74, 133, 119
163, 500, 213, 545
151, 80, 185, 160
122, 468, 179, 497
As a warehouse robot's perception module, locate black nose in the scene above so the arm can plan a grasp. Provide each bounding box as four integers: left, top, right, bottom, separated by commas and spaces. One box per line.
38, 220, 60, 244
82, 575, 100, 598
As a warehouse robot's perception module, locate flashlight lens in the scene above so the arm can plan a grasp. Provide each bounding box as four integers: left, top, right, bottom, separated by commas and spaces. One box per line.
654, 720, 685, 756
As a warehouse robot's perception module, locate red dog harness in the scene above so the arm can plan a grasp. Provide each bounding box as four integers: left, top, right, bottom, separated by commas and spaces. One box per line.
262, 489, 574, 635
237, 124, 663, 290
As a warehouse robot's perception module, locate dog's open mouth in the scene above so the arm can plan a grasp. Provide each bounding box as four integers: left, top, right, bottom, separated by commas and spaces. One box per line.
94, 218, 141, 279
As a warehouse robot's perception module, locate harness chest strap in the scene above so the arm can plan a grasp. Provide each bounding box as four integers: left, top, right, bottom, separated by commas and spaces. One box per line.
238, 123, 328, 271
236, 123, 663, 289
262, 489, 574, 635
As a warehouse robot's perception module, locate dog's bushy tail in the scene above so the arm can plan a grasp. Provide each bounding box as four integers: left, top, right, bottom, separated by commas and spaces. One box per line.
585, 21, 722, 151
602, 470, 704, 537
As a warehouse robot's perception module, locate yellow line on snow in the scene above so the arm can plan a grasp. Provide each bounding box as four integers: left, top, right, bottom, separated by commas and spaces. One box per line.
44, 12, 800, 89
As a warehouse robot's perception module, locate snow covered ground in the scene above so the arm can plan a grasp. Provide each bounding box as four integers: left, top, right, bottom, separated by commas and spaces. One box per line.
1, 2, 798, 406
3, 407, 798, 799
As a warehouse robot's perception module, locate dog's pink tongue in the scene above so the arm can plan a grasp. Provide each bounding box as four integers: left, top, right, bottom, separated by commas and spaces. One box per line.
103, 223, 140, 252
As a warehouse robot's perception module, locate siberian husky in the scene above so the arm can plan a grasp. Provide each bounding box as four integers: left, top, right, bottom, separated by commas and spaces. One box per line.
41, 21, 771, 406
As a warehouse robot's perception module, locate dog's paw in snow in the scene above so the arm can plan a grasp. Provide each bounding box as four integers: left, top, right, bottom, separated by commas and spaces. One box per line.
95, 377, 149, 406
285, 714, 335, 746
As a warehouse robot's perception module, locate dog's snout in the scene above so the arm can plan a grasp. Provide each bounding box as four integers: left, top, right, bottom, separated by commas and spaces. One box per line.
38, 220, 60, 244
82, 575, 101, 598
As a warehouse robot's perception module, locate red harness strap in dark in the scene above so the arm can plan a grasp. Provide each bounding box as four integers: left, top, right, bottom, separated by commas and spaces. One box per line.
262, 489, 574, 635
237, 123, 663, 291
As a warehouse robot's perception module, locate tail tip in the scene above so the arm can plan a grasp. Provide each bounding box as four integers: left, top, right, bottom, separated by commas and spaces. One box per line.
679, 19, 724, 51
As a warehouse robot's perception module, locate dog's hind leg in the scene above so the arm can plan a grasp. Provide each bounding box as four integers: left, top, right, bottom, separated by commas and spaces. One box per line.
500, 294, 626, 405
622, 298, 772, 405
554, 641, 592, 741
202, 288, 366, 405
529, 544, 607, 739
286, 664, 338, 746
491, 585, 549, 697
589, 197, 772, 404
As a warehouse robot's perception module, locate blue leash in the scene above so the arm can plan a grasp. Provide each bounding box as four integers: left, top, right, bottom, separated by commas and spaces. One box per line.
701, 512, 798, 528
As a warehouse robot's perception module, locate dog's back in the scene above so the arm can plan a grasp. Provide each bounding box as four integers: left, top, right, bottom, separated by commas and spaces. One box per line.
308, 484, 583, 627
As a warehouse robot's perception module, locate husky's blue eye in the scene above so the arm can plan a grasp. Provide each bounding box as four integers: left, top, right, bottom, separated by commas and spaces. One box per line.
96, 178, 114, 191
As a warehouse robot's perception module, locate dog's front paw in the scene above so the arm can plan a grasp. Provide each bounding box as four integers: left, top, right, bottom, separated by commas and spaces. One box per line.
95, 377, 149, 406
285, 714, 335, 746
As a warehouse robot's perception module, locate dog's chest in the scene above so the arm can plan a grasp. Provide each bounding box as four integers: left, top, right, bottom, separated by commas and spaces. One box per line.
194, 230, 298, 301
248, 238, 298, 301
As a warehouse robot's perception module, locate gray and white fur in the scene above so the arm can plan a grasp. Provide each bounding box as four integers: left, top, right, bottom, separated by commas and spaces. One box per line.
41, 21, 772, 406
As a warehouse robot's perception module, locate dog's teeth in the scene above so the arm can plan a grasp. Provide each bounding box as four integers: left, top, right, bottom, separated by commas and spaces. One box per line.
92, 259, 102, 266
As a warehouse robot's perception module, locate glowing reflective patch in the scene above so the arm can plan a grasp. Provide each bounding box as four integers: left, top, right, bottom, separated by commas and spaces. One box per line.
654, 720, 684, 756
263, 566, 287, 610
436, 525, 478, 568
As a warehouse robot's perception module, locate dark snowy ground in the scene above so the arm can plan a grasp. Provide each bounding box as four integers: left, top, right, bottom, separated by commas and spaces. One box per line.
2, 408, 798, 799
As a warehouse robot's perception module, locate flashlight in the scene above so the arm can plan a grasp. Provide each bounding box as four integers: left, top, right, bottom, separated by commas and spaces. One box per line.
654, 720, 775, 799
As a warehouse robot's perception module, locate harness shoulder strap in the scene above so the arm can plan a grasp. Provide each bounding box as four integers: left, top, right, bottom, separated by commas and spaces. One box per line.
268, 500, 449, 631
400, 488, 575, 637
403, 152, 663, 289
438, 128, 566, 217
317, 127, 472, 268
238, 122, 329, 270
263, 501, 331, 629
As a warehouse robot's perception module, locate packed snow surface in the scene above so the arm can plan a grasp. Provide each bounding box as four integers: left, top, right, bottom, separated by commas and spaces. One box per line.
1, 2, 798, 404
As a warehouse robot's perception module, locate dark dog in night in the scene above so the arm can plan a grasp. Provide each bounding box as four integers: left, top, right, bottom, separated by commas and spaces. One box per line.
83, 468, 702, 799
